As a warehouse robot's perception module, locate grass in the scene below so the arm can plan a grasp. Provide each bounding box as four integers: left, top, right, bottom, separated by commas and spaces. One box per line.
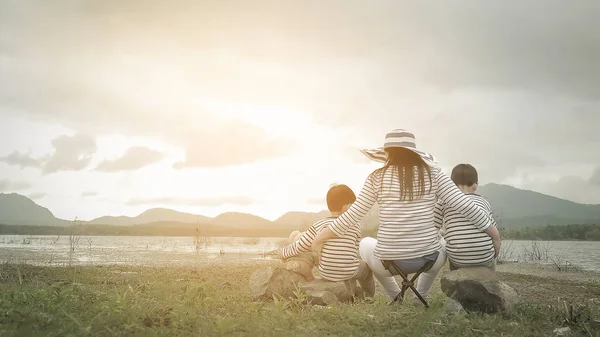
0, 262, 599, 337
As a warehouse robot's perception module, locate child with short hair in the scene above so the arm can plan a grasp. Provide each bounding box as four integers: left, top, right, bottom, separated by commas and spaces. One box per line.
434, 164, 501, 270
280, 184, 375, 297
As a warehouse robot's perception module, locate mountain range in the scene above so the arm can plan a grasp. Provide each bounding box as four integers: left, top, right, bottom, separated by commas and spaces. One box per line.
1, 183, 599, 235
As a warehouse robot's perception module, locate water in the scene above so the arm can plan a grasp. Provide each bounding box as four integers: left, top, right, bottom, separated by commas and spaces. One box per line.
498, 240, 600, 271
0, 235, 285, 267
0, 235, 599, 271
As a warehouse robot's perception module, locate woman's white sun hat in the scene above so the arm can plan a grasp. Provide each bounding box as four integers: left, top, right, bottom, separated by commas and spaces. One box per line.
360, 129, 438, 165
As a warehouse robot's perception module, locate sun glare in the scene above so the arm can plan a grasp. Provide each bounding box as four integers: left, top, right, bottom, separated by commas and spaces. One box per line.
205, 101, 313, 137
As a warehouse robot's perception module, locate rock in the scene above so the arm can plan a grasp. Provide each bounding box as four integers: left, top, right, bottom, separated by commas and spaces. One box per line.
441, 267, 520, 314
304, 290, 340, 306
553, 327, 571, 336
298, 279, 357, 302
249, 267, 360, 304
443, 298, 464, 315
249, 267, 307, 300
284, 258, 315, 281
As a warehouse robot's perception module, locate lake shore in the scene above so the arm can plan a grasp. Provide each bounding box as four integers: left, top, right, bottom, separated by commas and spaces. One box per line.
1, 260, 599, 336
497, 261, 600, 284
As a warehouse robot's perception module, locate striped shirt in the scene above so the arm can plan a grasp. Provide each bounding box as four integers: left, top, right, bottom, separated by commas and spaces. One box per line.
328, 166, 492, 260
434, 194, 497, 266
282, 217, 361, 282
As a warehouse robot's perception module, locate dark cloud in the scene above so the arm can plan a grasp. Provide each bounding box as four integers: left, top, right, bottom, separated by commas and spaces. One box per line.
43, 134, 97, 174
126, 196, 255, 207
0, 151, 43, 169
81, 191, 99, 197
95, 146, 164, 172
0, 179, 31, 191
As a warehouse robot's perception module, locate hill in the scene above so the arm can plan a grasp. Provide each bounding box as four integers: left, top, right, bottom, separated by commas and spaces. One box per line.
210, 212, 271, 228
477, 183, 600, 228
89, 208, 211, 226
1, 184, 600, 234
0, 193, 68, 226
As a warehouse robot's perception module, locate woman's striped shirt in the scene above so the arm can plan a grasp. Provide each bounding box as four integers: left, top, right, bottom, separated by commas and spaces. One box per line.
434, 194, 497, 266
282, 217, 361, 282
328, 166, 492, 260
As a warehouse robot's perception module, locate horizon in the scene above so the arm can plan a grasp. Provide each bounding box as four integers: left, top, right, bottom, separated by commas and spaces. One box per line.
1, 1, 599, 221
2, 181, 599, 223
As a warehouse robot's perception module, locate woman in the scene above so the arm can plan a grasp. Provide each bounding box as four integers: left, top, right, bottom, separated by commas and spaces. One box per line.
312, 129, 499, 300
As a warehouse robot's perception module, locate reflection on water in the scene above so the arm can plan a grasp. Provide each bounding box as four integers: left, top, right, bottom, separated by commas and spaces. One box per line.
1, 235, 599, 271
0, 235, 284, 267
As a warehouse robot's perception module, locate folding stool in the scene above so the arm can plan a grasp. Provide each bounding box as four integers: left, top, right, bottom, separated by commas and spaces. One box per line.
381, 259, 436, 307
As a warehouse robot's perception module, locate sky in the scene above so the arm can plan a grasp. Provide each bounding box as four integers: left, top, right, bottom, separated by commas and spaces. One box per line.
1, 0, 599, 221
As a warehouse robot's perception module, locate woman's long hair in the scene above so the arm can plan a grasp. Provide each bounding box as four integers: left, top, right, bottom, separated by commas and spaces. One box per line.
374, 147, 432, 201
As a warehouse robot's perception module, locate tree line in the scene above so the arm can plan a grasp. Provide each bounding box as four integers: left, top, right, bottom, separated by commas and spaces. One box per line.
499, 224, 600, 241
0, 222, 295, 238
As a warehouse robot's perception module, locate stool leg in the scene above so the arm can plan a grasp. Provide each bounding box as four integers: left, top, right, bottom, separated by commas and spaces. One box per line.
411, 286, 429, 307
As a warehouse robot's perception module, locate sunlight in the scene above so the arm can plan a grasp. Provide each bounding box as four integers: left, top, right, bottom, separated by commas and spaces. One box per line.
205, 101, 314, 137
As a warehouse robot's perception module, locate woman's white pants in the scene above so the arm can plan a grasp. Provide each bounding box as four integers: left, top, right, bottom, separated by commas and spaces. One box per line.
359, 236, 447, 299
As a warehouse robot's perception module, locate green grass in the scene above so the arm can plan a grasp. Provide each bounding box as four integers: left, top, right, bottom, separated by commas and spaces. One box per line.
0, 262, 598, 337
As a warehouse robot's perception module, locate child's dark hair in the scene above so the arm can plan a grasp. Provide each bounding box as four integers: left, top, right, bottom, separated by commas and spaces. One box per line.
451, 164, 478, 187
326, 184, 356, 212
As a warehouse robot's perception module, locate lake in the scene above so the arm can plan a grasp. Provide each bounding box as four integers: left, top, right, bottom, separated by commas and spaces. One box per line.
1, 235, 599, 271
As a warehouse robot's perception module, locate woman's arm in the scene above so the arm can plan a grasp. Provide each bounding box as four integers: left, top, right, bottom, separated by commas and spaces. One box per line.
485, 225, 502, 258
435, 170, 492, 231
312, 173, 378, 248
433, 200, 446, 236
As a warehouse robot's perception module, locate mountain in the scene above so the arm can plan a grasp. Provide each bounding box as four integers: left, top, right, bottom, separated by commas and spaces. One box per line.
2, 185, 599, 233
210, 212, 271, 228
477, 183, 600, 228
89, 208, 211, 226
274, 211, 331, 230
0, 193, 68, 226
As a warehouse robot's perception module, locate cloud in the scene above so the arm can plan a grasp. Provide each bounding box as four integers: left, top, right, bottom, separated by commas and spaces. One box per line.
126, 196, 255, 207
0, 179, 31, 191
81, 191, 99, 197
95, 146, 164, 172
1, 0, 599, 193
28, 192, 46, 200
0, 151, 43, 169
0, 134, 97, 174
589, 167, 600, 187
522, 167, 600, 204
43, 134, 97, 174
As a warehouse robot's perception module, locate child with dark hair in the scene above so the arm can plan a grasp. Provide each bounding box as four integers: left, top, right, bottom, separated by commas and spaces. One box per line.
280, 184, 375, 297
434, 163, 501, 270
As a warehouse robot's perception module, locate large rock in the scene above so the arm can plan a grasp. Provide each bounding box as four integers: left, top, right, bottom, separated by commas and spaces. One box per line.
249, 267, 360, 305
298, 279, 357, 303
249, 267, 306, 300
441, 267, 520, 314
